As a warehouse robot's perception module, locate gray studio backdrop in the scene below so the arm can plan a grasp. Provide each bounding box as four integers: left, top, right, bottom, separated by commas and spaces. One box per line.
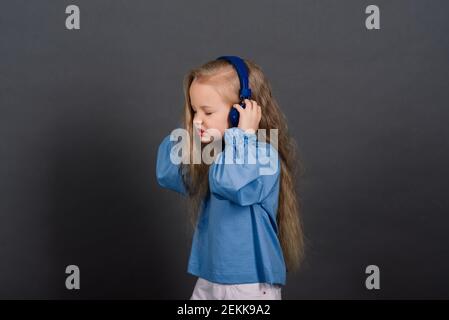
1, 0, 448, 299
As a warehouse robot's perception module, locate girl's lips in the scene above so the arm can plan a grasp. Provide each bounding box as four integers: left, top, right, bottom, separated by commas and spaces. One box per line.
198, 129, 205, 136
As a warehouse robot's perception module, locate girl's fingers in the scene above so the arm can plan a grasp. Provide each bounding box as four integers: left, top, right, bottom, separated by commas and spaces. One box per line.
245, 99, 257, 111
234, 103, 245, 114
244, 99, 253, 110
241, 99, 261, 113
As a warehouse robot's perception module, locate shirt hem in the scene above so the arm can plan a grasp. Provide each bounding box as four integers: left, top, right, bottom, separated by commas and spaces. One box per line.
187, 264, 286, 286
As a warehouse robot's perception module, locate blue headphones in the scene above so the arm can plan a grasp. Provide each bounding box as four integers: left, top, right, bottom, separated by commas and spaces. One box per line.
216, 56, 252, 128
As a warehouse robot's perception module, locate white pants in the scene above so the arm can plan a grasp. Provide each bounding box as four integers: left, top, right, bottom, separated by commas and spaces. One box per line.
190, 277, 282, 300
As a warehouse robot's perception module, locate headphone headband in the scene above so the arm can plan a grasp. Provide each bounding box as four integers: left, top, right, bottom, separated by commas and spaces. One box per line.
216, 56, 252, 100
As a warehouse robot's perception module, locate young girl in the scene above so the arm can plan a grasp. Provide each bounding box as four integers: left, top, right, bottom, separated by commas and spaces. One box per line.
156, 56, 304, 300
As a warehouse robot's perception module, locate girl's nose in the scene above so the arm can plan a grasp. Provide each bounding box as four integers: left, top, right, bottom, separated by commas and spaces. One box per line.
193, 116, 203, 126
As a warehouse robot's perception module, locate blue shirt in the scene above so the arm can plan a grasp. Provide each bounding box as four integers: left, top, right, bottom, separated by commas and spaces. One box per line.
156, 127, 286, 286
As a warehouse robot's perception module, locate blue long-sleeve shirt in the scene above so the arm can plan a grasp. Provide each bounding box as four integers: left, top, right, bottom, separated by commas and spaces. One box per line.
156, 127, 286, 286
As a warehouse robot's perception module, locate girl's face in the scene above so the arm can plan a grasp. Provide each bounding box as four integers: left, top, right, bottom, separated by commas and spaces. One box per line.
189, 79, 232, 144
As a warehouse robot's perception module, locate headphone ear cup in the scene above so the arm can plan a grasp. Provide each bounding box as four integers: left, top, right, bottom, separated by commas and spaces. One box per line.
229, 107, 239, 128
229, 101, 246, 127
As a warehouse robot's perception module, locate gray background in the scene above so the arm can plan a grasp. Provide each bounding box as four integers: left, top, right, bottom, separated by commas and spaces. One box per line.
1, 0, 448, 299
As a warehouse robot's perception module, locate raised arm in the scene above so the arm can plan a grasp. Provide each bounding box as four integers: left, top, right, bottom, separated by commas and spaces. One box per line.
156, 134, 188, 196
209, 127, 280, 206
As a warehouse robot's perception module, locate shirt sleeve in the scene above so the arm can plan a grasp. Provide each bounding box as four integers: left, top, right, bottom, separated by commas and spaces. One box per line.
209, 127, 280, 206
156, 134, 188, 196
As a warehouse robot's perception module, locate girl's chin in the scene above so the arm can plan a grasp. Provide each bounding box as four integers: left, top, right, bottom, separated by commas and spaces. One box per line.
200, 134, 222, 144
200, 136, 212, 144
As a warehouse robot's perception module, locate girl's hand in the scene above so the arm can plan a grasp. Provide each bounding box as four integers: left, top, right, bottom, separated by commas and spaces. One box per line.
233, 99, 262, 134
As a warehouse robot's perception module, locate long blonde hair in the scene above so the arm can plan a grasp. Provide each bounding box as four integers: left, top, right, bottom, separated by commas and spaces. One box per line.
179, 58, 305, 272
